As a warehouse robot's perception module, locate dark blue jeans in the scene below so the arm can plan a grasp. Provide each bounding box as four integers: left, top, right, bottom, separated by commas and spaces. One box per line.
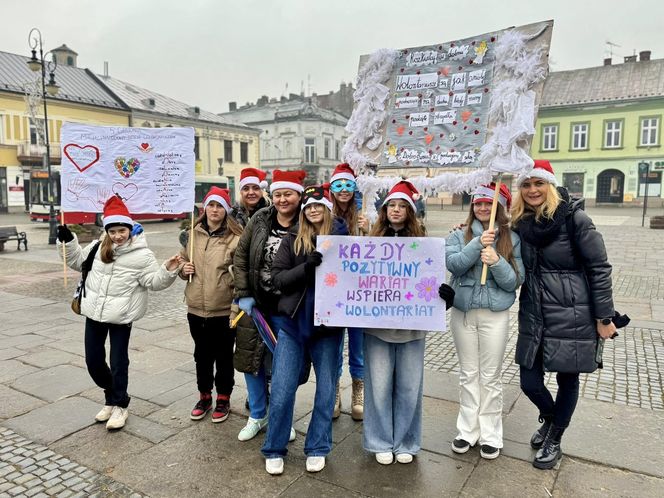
84, 318, 132, 408
519, 351, 580, 428
337, 328, 364, 380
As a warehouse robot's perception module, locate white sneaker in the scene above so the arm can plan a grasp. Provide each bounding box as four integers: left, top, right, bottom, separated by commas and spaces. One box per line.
238, 416, 268, 441
306, 456, 325, 473
396, 453, 413, 464
375, 452, 393, 465
95, 405, 114, 422
289, 427, 296, 442
106, 406, 129, 430
265, 457, 284, 475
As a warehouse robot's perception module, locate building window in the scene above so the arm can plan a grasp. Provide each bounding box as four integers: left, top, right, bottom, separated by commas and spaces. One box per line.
29, 119, 39, 145
224, 140, 233, 163
335, 140, 340, 160
640, 117, 659, 146
604, 120, 622, 148
542, 125, 557, 151
194, 136, 200, 160
324, 138, 330, 159
304, 138, 316, 163
285, 140, 292, 158
571, 123, 588, 150
66, 56, 74, 66
240, 142, 249, 163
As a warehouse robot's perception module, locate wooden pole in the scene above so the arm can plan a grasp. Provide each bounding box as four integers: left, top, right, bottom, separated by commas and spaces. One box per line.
480, 175, 502, 285
188, 209, 195, 283
61, 212, 67, 288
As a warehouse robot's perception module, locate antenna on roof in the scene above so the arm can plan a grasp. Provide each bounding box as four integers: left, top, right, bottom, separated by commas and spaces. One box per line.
605, 40, 621, 58
282, 82, 288, 97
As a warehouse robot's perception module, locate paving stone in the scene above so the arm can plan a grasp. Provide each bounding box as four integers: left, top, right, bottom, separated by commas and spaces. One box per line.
279, 475, 365, 497
0, 359, 39, 383
127, 346, 191, 375
10, 365, 92, 402
18, 348, 79, 369
128, 369, 195, 403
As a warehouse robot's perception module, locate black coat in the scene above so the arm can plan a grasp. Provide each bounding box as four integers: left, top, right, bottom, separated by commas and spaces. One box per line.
514, 198, 614, 373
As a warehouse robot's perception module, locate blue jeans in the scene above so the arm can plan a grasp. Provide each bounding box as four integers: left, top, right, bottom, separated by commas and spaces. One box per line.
261, 330, 343, 458
363, 334, 425, 455
337, 328, 364, 380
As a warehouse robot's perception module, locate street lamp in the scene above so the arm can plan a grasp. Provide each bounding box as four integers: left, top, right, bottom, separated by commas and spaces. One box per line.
27, 28, 59, 244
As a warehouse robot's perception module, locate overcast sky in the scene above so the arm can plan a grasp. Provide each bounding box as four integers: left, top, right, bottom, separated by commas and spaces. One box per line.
2, 0, 661, 114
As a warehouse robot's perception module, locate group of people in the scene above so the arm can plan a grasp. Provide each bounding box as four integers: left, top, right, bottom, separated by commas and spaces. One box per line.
57, 158, 616, 474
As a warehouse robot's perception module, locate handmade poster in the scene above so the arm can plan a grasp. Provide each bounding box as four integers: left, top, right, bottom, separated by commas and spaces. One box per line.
313, 235, 447, 332
60, 123, 195, 214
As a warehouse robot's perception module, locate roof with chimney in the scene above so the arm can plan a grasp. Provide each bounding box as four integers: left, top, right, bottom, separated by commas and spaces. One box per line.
541, 54, 664, 108
0, 50, 125, 110
220, 96, 347, 126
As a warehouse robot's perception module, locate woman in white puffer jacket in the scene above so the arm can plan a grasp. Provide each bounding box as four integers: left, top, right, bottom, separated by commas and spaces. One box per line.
58, 196, 181, 430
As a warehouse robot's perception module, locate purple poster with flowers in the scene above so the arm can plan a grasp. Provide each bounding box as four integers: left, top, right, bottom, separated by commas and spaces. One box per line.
313, 235, 447, 332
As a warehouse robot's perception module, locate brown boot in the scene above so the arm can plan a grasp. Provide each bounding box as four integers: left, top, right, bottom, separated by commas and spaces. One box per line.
351, 378, 364, 421
333, 381, 341, 419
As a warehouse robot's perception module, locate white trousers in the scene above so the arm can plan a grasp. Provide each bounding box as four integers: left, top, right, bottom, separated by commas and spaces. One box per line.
450, 307, 510, 448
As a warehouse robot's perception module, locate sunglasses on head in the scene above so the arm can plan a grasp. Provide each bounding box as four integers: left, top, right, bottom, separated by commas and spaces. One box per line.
330, 179, 356, 193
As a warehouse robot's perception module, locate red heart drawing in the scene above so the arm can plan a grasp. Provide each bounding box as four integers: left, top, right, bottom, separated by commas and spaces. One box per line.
397, 126, 405, 136
112, 182, 139, 201
64, 144, 100, 173
461, 111, 472, 122
425, 134, 434, 145
141, 143, 150, 150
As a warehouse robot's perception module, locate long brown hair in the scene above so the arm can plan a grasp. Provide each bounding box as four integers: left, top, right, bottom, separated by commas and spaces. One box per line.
464, 203, 518, 275
195, 209, 243, 237
294, 207, 333, 255
100, 231, 133, 264
332, 195, 359, 235
369, 202, 426, 237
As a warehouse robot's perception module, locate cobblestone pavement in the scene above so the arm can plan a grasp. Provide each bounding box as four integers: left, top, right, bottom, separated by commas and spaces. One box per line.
0, 427, 143, 498
2, 208, 664, 411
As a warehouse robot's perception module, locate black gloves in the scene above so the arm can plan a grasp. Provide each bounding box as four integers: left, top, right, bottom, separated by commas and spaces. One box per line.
57, 225, 74, 243
304, 251, 323, 274
438, 283, 455, 310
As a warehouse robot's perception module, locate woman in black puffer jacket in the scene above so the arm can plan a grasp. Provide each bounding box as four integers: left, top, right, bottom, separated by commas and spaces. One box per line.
512, 160, 616, 470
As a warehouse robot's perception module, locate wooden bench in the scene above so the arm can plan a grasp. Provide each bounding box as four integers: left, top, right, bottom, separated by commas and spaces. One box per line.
0, 226, 28, 252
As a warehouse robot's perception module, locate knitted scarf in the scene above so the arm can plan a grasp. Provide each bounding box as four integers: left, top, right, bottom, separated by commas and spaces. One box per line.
515, 201, 568, 248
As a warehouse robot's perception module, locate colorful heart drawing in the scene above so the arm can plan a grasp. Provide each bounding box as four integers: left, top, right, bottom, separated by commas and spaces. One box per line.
63, 144, 100, 173
461, 111, 472, 123
112, 182, 138, 201
114, 157, 141, 178
396, 126, 405, 136
425, 134, 434, 145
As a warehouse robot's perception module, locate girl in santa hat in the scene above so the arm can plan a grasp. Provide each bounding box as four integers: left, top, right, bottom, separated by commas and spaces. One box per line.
262, 185, 348, 475
364, 180, 455, 465
233, 169, 306, 443
230, 167, 270, 228
57, 195, 181, 430
328, 163, 369, 421
179, 187, 243, 423
446, 183, 524, 460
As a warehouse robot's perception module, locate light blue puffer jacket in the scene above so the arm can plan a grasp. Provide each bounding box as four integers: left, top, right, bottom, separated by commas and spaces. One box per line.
446, 220, 525, 312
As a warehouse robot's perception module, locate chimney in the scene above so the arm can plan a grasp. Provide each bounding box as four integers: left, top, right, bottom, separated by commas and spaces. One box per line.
603, 57, 612, 66
103, 61, 109, 76
228, 102, 237, 112
640, 50, 651, 61
257, 95, 269, 106
624, 55, 637, 63
280, 96, 287, 103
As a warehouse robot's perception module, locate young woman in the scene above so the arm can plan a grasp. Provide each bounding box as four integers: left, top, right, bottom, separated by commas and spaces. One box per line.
262, 185, 348, 475
230, 167, 270, 228
512, 160, 615, 469
233, 169, 306, 442
179, 187, 243, 422
446, 183, 524, 459
363, 181, 454, 465
329, 163, 369, 421
57, 195, 180, 430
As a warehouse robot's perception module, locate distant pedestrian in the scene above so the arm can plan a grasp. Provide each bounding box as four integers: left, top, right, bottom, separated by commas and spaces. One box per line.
512, 160, 616, 469
233, 169, 306, 442
179, 187, 242, 423
57, 196, 181, 430
262, 185, 348, 475
446, 183, 524, 460
363, 180, 454, 465
329, 162, 369, 421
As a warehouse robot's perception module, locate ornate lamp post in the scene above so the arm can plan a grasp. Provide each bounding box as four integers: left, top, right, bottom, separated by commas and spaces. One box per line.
27, 28, 60, 244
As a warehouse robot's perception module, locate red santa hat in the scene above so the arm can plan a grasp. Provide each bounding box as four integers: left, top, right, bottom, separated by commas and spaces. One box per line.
239, 168, 268, 190
330, 163, 356, 183
270, 169, 306, 193
203, 186, 232, 213
103, 195, 133, 229
517, 159, 558, 187
302, 184, 333, 211
383, 180, 419, 211
472, 183, 513, 209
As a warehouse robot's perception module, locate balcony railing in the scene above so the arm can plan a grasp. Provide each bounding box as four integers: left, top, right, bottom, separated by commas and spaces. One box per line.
16, 141, 61, 161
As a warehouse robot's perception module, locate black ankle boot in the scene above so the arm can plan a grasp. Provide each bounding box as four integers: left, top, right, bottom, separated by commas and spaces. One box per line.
530, 415, 553, 449
533, 425, 565, 470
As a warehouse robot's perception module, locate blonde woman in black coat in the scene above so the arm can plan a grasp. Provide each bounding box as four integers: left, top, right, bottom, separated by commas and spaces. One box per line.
511, 160, 616, 470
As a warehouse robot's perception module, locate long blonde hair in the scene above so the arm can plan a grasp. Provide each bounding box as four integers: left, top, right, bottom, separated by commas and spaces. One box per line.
511, 183, 561, 225
294, 207, 333, 255
369, 202, 426, 237
464, 203, 518, 276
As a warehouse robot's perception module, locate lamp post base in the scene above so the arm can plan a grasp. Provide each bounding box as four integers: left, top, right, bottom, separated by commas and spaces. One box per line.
48, 206, 57, 245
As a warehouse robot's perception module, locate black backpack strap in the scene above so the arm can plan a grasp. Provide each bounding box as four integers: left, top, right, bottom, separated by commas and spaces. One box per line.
80, 241, 101, 298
